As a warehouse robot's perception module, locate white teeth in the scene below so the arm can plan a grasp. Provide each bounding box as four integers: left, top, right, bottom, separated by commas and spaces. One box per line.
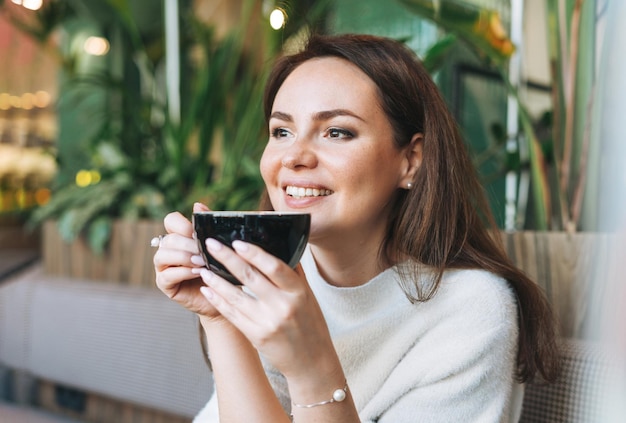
286, 186, 332, 198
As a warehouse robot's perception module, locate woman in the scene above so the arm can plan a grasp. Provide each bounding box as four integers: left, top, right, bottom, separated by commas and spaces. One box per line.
154, 33, 558, 422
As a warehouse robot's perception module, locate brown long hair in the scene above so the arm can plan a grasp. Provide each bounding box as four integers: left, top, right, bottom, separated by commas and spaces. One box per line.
261, 33, 558, 383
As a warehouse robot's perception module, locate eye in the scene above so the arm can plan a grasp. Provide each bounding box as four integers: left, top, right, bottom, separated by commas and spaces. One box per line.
271, 127, 292, 139
326, 127, 355, 140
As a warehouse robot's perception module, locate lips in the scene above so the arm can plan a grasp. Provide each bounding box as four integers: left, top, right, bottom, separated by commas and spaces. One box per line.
285, 185, 333, 199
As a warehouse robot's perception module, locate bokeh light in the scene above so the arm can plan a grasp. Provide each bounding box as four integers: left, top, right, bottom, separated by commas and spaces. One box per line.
21, 93, 35, 110
34, 90, 51, 108
0, 93, 10, 110
84, 36, 110, 56
269, 8, 286, 30
35, 188, 52, 206
76, 170, 91, 187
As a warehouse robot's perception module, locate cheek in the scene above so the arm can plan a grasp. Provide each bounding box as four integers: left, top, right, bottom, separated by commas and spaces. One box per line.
351, 153, 404, 194
259, 147, 275, 184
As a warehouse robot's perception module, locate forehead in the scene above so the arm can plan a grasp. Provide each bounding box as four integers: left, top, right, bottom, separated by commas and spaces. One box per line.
273, 56, 382, 112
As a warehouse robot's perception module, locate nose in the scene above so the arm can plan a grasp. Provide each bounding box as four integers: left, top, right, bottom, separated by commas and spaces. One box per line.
280, 140, 318, 169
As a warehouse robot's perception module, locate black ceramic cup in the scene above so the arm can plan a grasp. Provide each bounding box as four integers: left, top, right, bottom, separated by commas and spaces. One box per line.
193, 211, 311, 285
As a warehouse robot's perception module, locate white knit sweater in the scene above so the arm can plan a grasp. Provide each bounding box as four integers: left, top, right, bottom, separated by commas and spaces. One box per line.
195, 246, 523, 422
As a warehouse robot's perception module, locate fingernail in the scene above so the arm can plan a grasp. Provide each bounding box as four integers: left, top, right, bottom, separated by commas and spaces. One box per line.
193, 202, 208, 212
200, 286, 213, 299
232, 240, 248, 252
190, 254, 205, 266
200, 268, 214, 284
205, 238, 223, 252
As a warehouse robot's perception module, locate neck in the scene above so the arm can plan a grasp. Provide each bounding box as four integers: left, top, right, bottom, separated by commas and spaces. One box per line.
308, 236, 391, 288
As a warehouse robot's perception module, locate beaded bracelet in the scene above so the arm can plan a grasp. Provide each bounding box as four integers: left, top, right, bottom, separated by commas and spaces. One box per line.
291, 380, 349, 409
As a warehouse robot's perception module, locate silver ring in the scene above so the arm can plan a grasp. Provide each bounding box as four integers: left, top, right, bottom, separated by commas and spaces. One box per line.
150, 234, 166, 248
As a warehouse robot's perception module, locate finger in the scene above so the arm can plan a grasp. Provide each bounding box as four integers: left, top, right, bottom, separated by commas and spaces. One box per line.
198, 269, 255, 322
158, 232, 200, 255
193, 202, 211, 212
156, 265, 198, 294
204, 238, 273, 292
231, 240, 299, 291
157, 271, 218, 316
164, 211, 194, 237
153, 246, 202, 271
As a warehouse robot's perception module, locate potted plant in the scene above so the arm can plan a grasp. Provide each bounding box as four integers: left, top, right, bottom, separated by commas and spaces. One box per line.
1, 0, 328, 285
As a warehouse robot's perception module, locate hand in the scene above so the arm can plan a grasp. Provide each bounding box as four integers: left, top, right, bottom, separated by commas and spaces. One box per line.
197, 238, 339, 381
154, 202, 223, 320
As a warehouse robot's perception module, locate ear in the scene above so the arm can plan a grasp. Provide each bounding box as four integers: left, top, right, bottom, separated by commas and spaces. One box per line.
398, 133, 423, 189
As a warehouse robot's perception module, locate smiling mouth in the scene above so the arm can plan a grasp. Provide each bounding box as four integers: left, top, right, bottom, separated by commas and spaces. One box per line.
285, 186, 333, 199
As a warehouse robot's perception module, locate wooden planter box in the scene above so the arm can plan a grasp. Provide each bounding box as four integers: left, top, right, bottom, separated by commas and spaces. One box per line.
42, 219, 164, 289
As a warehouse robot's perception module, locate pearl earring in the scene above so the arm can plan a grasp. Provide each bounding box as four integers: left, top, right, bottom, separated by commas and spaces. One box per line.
407, 182, 413, 189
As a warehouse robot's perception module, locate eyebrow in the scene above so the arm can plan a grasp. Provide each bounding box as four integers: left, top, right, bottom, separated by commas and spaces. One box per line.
269, 109, 365, 122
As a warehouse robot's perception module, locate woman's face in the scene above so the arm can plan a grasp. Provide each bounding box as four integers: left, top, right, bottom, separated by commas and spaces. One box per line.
260, 57, 416, 245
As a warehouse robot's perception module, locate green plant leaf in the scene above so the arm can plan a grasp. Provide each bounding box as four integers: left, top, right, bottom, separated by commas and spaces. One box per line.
57, 209, 80, 242
87, 216, 112, 255
421, 34, 458, 73
397, 0, 515, 66
96, 142, 129, 170
19, 0, 306, 253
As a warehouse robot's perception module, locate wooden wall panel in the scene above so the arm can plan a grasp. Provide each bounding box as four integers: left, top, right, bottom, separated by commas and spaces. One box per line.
42, 219, 164, 289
